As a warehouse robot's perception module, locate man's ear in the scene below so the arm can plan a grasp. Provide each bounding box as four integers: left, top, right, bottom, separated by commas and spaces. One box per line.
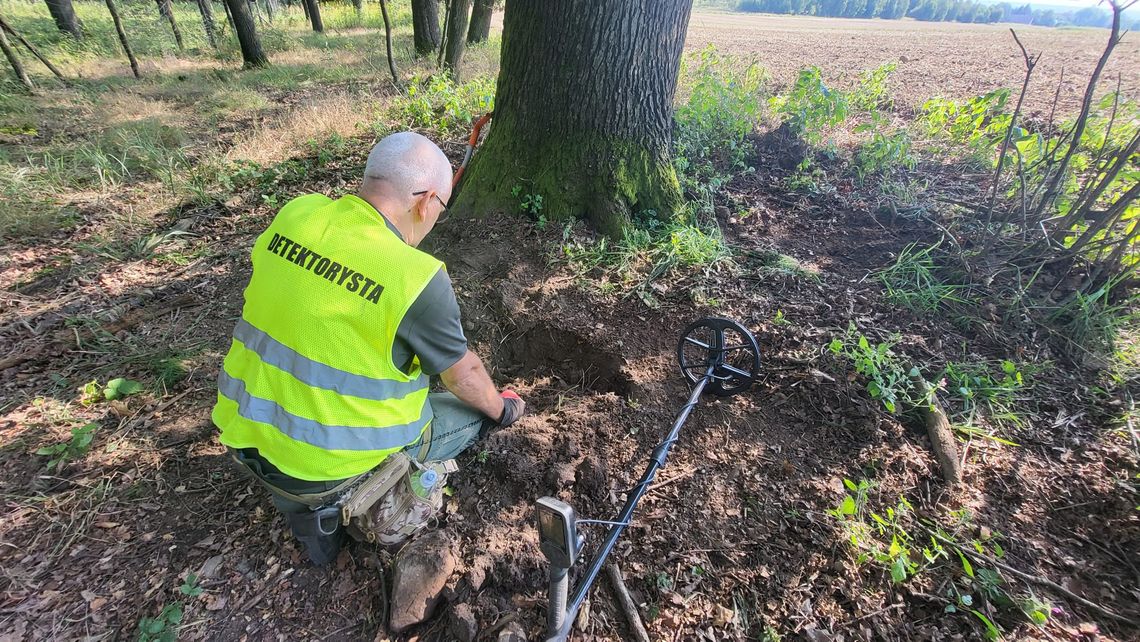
412, 192, 431, 223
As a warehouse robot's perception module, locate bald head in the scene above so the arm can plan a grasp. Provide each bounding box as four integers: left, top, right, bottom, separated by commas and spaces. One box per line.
357, 132, 453, 247
362, 132, 453, 205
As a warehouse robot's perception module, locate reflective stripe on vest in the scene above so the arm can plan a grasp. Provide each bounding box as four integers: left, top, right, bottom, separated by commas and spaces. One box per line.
232, 318, 428, 401
217, 372, 432, 451
212, 193, 445, 481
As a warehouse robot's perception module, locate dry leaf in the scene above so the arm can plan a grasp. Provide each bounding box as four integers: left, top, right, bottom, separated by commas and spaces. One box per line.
712, 604, 734, 627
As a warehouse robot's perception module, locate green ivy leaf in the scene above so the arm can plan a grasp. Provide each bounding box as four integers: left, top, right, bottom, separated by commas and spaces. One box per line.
104, 378, 144, 401
839, 495, 856, 515
889, 556, 908, 583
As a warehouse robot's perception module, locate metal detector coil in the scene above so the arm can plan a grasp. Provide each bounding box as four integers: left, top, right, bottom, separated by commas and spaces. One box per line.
677, 317, 761, 397
536, 317, 761, 642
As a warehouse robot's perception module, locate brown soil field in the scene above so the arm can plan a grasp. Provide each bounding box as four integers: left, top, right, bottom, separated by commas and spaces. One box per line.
686, 12, 1140, 117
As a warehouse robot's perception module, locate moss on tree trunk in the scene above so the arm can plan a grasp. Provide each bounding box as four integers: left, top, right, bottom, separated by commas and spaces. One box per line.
451, 0, 693, 237
457, 120, 681, 237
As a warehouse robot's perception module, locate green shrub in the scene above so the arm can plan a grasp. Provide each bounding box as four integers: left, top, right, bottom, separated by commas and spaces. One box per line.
770, 67, 849, 145
390, 74, 495, 135
674, 45, 765, 180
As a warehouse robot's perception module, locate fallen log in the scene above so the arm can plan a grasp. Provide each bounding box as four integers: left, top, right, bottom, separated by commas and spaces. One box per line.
908, 368, 962, 486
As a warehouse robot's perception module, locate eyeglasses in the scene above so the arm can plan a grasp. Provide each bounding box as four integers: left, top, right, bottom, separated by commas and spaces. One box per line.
410, 187, 444, 214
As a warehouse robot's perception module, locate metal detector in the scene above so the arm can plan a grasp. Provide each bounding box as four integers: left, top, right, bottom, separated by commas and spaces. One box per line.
535, 317, 761, 642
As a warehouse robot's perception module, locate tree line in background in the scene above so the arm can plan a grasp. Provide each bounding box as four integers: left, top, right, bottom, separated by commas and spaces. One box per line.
1, 0, 495, 89
738, 0, 1140, 28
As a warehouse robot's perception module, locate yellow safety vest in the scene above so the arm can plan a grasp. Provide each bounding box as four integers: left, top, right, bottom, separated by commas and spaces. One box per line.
212, 193, 443, 481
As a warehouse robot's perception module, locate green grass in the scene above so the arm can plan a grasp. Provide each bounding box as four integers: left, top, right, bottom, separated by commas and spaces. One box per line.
876, 242, 966, 313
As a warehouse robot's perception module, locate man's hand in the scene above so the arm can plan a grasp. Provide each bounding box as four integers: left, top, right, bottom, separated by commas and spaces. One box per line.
498, 390, 526, 427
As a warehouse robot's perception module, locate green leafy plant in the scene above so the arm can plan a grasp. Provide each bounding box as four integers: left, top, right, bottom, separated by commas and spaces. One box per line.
674, 44, 766, 181
35, 422, 99, 471
828, 325, 914, 413
104, 378, 144, 401
390, 74, 495, 135
770, 67, 850, 145
854, 127, 916, 181
179, 573, 203, 597
136, 603, 183, 642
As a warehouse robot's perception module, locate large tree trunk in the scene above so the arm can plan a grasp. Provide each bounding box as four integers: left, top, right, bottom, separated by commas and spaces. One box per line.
44, 0, 83, 39
302, 0, 323, 31
104, 0, 140, 78
0, 21, 33, 92
196, 0, 219, 48
452, 0, 690, 236
411, 0, 440, 56
224, 0, 268, 67
156, 0, 185, 51
442, 0, 469, 79
466, 0, 491, 44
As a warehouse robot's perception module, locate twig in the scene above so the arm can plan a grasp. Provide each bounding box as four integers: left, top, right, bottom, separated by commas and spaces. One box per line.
838, 602, 906, 627
922, 526, 1139, 626
983, 29, 1036, 231
607, 564, 650, 642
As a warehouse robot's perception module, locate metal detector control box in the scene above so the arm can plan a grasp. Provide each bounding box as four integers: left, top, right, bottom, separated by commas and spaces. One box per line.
536, 497, 582, 569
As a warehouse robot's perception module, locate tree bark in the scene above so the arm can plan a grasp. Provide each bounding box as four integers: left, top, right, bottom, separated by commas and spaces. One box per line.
442, 0, 470, 80
224, 0, 269, 67
466, 0, 492, 44
44, 0, 82, 39
0, 21, 33, 92
104, 0, 140, 78
411, 0, 441, 56
452, 0, 691, 236
378, 0, 398, 84
156, 0, 185, 51
222, 0, 236, 32
196, 0, 219, 48
302, 0, 323, 31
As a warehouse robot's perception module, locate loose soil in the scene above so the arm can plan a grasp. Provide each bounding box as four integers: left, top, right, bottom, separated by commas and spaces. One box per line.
1, 10, 1139, 642
1, 124, 1137, 641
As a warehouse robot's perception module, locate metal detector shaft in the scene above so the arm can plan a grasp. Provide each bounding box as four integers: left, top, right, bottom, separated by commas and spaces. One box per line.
545, 370, 712, 642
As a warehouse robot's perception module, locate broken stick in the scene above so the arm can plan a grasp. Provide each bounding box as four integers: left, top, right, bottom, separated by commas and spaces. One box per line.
908, 368, 962, 486
606, 563, 650, 642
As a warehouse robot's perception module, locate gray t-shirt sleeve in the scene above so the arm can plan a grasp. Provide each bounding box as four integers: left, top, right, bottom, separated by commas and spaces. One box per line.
392, 268, 468, 376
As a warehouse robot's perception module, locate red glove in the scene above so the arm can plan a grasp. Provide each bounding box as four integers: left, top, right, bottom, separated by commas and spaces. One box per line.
498, 390, 525, 427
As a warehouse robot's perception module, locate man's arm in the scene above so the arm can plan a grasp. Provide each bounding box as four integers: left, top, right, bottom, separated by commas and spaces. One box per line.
439, 350, 507, 420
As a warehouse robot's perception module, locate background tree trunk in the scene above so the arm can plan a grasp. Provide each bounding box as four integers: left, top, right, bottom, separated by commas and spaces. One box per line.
104, 0, 140, 77
379, 0, 398, 84
411, 0, 440, 57
466, 0, 491, 44
224, 0, 268, 67
351, 0, 362, 14
0, 22, 33, 91
452, 0, 691, 236
196, 0, 219, 48
44, 0, 82, 39
442, 0, 469, 79
302, 0, 323, 32
155, 0, 185, 51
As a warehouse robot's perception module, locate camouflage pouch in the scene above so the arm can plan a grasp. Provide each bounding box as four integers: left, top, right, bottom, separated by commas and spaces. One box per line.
340, 453, 455, 547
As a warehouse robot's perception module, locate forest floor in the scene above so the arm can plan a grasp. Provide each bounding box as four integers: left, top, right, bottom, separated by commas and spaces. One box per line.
1, 6, 1138, 642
